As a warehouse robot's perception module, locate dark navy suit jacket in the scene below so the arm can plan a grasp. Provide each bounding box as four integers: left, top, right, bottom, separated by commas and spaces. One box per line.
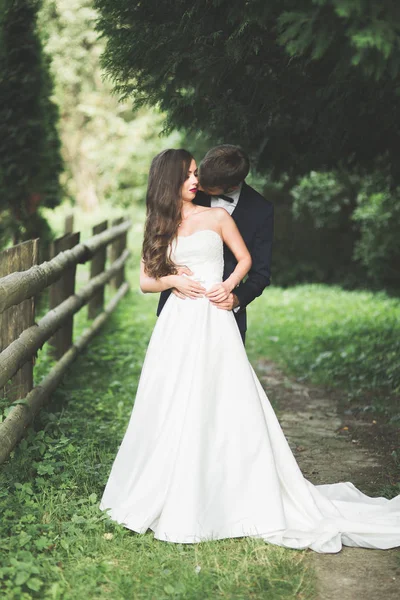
156, 182, 274, 337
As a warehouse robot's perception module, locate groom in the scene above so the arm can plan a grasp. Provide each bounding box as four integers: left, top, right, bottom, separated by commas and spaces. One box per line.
157, 144, 274, 344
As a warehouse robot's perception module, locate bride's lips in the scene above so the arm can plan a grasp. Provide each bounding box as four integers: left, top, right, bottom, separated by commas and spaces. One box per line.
190, 187, 198, 193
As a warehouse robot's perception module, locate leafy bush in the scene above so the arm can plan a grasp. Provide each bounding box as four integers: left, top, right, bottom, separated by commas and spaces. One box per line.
267, 172, 363, 288
291, 171, 356, 229
270, 170, 400, 291
353, 183, 400, 287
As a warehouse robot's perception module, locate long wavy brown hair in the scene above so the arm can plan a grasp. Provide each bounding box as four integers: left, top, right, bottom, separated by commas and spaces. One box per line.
142, 149, 194, 278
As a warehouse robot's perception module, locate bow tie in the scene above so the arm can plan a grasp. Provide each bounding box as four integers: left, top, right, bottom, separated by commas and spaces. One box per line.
210, 193, 234, 203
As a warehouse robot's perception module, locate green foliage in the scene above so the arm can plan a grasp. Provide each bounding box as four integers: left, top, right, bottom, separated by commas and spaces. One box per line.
248, 285, 400, 422
277, 1, 400, 79
353, 179, 400, 286
94, 0, 400, 180
288, 171, 358, 284
0, 0, 63, 248
263, 173, 361, 288
269, 169, 400, 290
291, 171, 356, 230
39, 0, 182, 211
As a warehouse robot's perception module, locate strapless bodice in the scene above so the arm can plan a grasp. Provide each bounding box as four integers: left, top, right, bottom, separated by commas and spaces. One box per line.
170, 229, 224, 289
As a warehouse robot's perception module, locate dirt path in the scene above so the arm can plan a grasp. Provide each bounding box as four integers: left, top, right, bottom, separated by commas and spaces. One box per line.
256, 360, 400, 600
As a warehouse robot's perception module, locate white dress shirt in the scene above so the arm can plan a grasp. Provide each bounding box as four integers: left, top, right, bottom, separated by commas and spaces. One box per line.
210, 182, 242, 215
210, 183, 243, 311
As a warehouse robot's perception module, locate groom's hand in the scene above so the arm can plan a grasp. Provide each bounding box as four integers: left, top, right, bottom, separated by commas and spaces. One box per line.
210, 293, 240, 311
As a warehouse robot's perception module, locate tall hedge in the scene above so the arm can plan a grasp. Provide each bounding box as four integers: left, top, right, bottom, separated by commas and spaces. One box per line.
0, 0, 62, 248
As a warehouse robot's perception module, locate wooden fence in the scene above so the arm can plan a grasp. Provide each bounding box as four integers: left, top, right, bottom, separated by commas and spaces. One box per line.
0, 218, 132, 464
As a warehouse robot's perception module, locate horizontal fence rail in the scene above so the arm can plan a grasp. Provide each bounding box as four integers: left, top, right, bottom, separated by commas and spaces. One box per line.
0, 220, 131, 314
0, 283, 129, 465
0, 217, 132, 464
0, 249, 130, 389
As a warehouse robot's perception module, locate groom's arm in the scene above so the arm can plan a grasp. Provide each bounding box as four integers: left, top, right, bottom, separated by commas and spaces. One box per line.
234, 203, 274, 311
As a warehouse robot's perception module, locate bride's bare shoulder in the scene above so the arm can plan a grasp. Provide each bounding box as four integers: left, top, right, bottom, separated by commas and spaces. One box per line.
196, 206, 214, 213
197, 206, 227, 219
209, 207, 233, 222
196, 206, 231, 227
206, 206, 228, 215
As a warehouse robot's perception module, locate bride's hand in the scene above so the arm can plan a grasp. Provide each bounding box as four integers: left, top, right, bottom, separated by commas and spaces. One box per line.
171, 268, 206, 299
171, 267, 193, 299
205, 283, 230, 303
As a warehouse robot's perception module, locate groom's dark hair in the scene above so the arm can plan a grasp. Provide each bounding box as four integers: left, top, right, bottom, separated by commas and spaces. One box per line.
199, 145, 250, 190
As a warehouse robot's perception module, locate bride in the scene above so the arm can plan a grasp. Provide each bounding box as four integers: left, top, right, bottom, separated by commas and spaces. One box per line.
99, 149, 400, 553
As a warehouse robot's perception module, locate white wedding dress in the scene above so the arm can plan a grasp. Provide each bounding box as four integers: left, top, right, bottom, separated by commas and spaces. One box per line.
99, 229, 400, 553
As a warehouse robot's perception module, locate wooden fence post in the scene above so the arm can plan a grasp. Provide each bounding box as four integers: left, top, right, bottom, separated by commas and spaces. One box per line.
0, 218, 131, 463
48, 232, 80, 359
64, 214, 74, 234
0, 240, 39, 402
88, 220, 108, 319
110, 217, 127, 289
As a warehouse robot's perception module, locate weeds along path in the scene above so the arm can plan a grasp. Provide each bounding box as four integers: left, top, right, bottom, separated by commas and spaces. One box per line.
255, 360, 400, 600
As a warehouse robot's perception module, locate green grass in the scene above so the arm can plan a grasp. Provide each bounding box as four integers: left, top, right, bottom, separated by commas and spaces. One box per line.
247, 285, 400, 422
0, 285, 315, 599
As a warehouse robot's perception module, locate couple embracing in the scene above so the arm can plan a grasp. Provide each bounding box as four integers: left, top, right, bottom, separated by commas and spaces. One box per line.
99, 145, 400, 553
156, 144, 274, 344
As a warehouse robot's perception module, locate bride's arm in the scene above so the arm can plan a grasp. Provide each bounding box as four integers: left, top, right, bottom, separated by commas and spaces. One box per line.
220, 211, 252, 291
205, 210, 252, 302
140, 260, 206, 297
140, 260, 177, 293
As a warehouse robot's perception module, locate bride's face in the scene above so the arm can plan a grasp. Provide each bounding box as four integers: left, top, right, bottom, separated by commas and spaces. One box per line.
181, 159, 198, 203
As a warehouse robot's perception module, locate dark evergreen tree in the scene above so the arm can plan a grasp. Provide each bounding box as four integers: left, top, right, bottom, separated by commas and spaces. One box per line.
0, 0, 63, 247
95, 0, 400, 180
